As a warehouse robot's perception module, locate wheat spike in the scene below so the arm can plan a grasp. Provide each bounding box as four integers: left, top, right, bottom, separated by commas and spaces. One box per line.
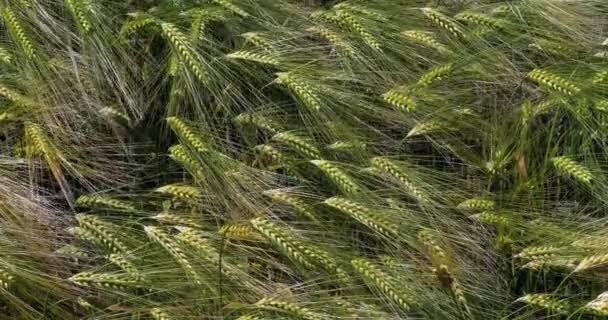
150, 308, 173, 320
241, 32, 273, 52
75, 194, 136, 211
0, 268, 15, 289
188, 8, 231, 42
55, 245, 89, 258
585, 292, 608, 316
100, 106, 131, 125
417, 63, 454, 87
234, 112, 281, 134
516, 294, 570, 314
0, 47, 12, 64
307, 25, 354, 56
169, 144, 205, 179
370, 157, 427, 203
574, 253, 608, 272
153, 213, 204, 229
155, 184, 202, 200
76, 214, 130, 254
0, 86, 26, 105
210, 0, 249, 17
330, 9, 381, 50
255, 144, 294, 170
175, 227, 219, 259
516, 246, 563, 260
351, 258, 415, 311
551, 156, 592, 184
401, 30, 450, 53
3, 7, 36, 59
421, 7, 463, 38
250, 217, 316, 269
407, 120, 447, 137
469, 211, 510, 227
382, 87, 417, 112
255, 297, 323, 320
167, 117, 209, 154
522, 258, 577, 271
275, 72, 322, 112
226, 50, 280, 65
251, 217, 347, 280
66, 0, 92, 32
529, 69, 580, 96
107, 254, 141, 280
457, 198, 495, 210
69, 272, 140, 290
120, 14, 157, 37
456, 11, 504, 29
265, 190, 319, 222
160, 22, 208, 83
144, 226, 202, 285
324, 197, 398, 238
310, 160, 363, 195
272, 132, 322, 159
593, 70, 608, 84
220, 222, 264, 241
235, 315, 264, 320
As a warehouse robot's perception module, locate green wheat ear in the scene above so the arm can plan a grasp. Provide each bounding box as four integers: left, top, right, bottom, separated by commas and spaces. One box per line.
593, 71, 608, 84
0, 47, 12, 64
120, 13, 157, 38
220, 222, 265, 241
226, 50, 280, 66
407, 119, 449, 137
515, 294, 570, 314
66, 0, 92, 32
169, 145, 205, 179
0, 268, 15, 289
329, 8, 381, 50
160, 22, 208, 83
417, 63, 454, 87
76, 214, 130, 254
69, 272, 140, 290
155, 184, 202, 200
382, 87, 417, 112
75, 194, 136, 211
351, 258, 415, 311
271, 132, 322, 159
275, 72, 322, 112
265, 189, 320, 222
324, 197, 398, 238
307, 25, 354, 57
370, 157, 428, 203
456, 11, 504, 30
457, 198, 495, 210
250, 216, 347, 280
241, 32, 273, 52
421, 7, 463, 38
550, 156, 592, 184
234, 112, 281, 134
144, 226, 202, 285
310, 160, 364, 195
584, 292, 608, 316
210, 0, 249, 17
3, 7, 36, 59
254, 297, 323, 320
529, 69, 581, 96
167, 116, 209, 154
150, 308, 173, 320
401, 30, 450, 53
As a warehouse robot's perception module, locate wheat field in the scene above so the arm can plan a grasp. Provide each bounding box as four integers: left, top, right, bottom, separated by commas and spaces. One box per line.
0, 0, 607, 319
